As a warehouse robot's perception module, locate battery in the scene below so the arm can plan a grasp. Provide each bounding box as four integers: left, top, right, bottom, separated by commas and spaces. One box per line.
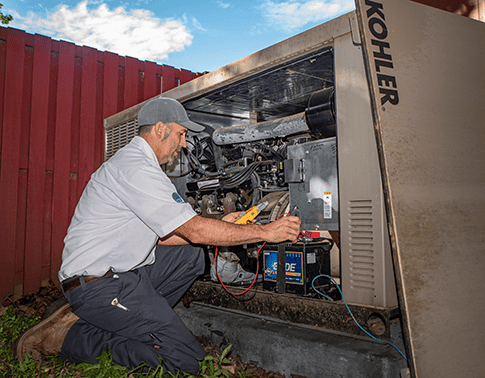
263, 241, 332, 295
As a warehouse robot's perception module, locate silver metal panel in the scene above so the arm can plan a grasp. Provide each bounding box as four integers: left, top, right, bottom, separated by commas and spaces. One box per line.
334, 21, 397, 308
356, 0, 485, 376
288, 138, 338, 231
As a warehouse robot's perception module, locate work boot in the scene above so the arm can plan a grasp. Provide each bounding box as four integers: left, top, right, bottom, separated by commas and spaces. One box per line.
16, 302, 78, 361
210, 251, 257, 285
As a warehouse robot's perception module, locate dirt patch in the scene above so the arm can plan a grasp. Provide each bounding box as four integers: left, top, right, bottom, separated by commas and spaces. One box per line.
6, 280, 63, 319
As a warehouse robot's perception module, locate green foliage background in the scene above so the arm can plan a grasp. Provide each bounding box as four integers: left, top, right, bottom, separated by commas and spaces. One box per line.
0, 3, 13, 24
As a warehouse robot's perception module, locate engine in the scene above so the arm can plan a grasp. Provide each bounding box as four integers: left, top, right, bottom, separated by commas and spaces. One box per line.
170, 136, 299, 221
166, 87, 336, 226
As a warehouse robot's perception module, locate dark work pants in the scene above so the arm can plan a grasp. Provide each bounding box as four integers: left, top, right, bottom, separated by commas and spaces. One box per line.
61, 244, 206, 375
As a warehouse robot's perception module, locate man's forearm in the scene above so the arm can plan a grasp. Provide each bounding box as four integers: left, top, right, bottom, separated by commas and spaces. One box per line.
175, 215, 300, 246
176, 217, 264, 246
158, 232, 190, 245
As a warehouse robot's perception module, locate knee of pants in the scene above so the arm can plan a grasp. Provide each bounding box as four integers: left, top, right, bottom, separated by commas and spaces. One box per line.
154, 244, 205, 276
193, 247, 206, 275
183, 245, 205, 269
194, 246, 205, 262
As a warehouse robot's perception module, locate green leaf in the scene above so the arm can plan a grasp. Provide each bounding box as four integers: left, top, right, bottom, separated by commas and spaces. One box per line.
220, 345, 232, 361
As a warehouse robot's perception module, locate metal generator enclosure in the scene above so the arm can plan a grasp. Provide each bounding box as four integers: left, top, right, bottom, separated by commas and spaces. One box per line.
104, 1, 485, 377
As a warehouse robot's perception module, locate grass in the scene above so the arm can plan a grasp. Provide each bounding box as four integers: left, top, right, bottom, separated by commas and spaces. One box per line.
0, 306, 252, 378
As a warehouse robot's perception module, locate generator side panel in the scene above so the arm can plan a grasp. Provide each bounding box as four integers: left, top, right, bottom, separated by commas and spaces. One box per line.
355, 1, 485, 376
334, 20, 398, 308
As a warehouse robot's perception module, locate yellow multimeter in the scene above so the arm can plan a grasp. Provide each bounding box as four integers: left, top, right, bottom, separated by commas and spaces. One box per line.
234, 201, 269, 224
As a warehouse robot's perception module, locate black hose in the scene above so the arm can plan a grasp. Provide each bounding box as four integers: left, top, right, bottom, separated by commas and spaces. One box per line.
250, 172, 261, 206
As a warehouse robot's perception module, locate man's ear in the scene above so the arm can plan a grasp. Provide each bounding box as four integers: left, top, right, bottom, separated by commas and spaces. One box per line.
153, 121, 168, 139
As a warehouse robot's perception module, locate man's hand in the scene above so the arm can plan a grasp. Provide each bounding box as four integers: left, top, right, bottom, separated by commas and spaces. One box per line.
260, 216, 301, 243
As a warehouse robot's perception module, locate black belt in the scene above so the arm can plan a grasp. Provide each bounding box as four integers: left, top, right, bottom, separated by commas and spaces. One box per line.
62, 270, 114, 292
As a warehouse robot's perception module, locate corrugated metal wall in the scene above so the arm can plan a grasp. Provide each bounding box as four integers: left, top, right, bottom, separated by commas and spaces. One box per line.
0, 27, 204, 302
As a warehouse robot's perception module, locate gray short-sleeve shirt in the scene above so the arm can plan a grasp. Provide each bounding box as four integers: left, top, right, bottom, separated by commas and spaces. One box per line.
58, 136, 196, 281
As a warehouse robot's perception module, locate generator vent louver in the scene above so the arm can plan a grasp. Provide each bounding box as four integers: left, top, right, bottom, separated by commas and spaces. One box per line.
348, 199, 375, 293
105, 117, 138, 160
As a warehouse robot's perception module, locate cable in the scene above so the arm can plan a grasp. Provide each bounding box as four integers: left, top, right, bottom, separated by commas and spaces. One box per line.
311, 276, 334, 301
312, 274, 407, 360
214, 212, 289, 296
214, 242, 266, 296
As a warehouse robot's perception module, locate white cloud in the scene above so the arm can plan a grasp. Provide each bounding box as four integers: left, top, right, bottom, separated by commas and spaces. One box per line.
259, 0, 355, 32
11, 0, 193, 63
191, 17, 207, 32
216, 1, 231, 9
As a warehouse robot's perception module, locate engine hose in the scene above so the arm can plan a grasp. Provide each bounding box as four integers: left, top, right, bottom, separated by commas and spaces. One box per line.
225, 168, 256, 187
223, 164, 258, 188
223, 160, 272, 187
250, 172, 261, 206
220, 159, 246, 169
188, 153, 221, 177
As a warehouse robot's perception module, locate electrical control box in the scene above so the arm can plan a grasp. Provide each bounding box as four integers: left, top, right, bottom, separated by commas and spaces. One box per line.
286, 138, 338, 231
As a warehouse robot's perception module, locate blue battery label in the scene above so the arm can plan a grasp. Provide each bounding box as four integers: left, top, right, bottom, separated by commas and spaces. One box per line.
263, 251, 303, 285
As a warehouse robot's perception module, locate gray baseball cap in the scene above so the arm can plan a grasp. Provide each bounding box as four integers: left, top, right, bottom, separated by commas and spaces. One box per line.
137, 97, 204, 132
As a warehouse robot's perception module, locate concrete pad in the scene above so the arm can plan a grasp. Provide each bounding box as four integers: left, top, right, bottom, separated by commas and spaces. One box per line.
176, 302, 408, 378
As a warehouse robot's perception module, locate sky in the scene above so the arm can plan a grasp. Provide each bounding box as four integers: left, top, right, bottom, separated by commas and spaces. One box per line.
3, 0, 355, 73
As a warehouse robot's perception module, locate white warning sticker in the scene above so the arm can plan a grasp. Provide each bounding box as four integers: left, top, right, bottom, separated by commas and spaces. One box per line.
323, 191, 332, 219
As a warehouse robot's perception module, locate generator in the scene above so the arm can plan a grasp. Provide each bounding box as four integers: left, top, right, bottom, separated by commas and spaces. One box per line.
103, 1, 485, 377
104, 10, 398, 337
